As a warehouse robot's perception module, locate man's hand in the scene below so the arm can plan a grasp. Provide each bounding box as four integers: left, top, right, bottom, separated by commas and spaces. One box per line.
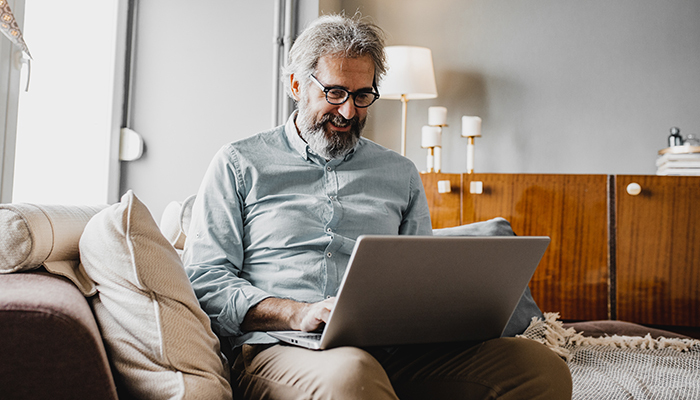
298, 297, 336, 332
240, 297, 336, 333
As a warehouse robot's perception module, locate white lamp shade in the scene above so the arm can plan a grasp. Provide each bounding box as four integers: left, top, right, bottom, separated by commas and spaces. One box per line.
380, 46, 438, 100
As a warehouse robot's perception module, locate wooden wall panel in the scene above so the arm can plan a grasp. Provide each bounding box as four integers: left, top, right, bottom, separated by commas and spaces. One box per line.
461, 174, 609, 321
615, 175, 700, 327
420, 173, 462, 229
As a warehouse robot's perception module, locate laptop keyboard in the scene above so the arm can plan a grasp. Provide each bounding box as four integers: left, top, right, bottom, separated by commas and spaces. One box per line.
297, 333, 322, 340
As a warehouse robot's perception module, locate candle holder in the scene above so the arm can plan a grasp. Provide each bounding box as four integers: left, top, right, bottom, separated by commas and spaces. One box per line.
427, 107, 448, 172
461, 116, 482, 174
431, 132, 446, 173
421, 125, 442, 173
427, 146, 438, 173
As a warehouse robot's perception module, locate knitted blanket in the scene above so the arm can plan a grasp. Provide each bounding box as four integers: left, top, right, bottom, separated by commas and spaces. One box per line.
519, 313, 700, 400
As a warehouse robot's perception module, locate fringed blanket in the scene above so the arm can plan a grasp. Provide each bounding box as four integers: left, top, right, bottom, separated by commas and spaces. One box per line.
519, 313, 700, 400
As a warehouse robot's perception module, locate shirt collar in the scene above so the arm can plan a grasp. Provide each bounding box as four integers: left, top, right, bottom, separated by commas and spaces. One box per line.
284, 110, 311, 161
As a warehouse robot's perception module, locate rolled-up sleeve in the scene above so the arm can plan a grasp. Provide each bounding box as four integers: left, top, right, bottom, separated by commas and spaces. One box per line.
399, 168, 433, 236
183, 145, 271, 337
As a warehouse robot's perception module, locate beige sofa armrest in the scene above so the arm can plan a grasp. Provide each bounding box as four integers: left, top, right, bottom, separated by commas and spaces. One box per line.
0, 203, 106, 295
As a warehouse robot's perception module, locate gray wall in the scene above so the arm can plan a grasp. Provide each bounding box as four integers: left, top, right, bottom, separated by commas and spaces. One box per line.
124, 1, 276, 219
124, 1, 324, 220
336, 0, 700, 175
124, 0, 700, 219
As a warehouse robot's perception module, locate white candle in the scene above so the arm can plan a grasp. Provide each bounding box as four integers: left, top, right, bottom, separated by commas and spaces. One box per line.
428, 106, 447, 126
421, 126, 442, 148
461, 116, 482, 137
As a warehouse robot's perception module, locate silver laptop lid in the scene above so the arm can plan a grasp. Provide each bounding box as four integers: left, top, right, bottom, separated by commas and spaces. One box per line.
317, 235, 550, 349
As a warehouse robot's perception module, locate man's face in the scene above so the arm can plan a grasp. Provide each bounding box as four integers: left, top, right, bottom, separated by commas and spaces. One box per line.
293, 54, 375, 159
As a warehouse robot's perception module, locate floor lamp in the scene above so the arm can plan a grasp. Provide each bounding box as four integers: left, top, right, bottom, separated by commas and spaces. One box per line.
379, 46, 438, 156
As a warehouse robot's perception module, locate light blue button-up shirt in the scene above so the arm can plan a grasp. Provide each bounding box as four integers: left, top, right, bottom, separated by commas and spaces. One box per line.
183, 113, 432, 348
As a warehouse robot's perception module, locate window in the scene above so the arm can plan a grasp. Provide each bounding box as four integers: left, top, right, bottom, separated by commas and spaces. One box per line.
0, 0, 23, 203
10, 0, 127, 204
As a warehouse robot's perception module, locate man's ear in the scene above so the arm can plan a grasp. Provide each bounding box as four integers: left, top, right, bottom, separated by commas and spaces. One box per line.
290, 74, 301, 101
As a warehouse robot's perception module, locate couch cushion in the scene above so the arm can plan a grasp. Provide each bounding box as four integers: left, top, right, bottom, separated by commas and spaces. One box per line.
160, 194, 196, 250
563, 320, 692, 339
79, 190, 232, 400
0, 203, 105, 295
433, 217, 544, 337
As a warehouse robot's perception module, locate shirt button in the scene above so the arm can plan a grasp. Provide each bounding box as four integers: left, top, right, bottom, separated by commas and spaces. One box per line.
326, 166, 332, 171
327, 252, 332, 258
326, 227, 332, 232
329, 195, 336, 201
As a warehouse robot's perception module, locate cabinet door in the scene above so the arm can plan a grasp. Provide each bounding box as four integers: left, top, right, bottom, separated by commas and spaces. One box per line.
420, 173, 462, 229
615, 175, 700, 327
462, 174, 609, 321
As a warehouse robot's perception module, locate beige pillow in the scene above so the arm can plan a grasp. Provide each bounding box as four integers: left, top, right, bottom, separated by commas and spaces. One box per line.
0, 203, 105, 295
159, 194, 196, 250
79, 190, 231, 400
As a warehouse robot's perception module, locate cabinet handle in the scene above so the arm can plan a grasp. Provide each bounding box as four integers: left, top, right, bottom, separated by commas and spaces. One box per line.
626, 182, 642, 196
437, 180, 452, 193
469, 181, 483, 194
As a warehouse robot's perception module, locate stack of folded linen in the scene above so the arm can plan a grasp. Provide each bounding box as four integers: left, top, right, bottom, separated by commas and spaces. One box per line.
656, 147, 700, 176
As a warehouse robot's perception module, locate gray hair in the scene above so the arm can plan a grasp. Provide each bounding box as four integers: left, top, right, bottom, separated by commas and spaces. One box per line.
282, 14, 387, 99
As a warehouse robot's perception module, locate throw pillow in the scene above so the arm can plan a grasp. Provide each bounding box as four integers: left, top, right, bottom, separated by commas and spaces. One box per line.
159, 194, 196, 251
79, 190, 232, 400
433, 217, 544, 337
0, 203, 105, 295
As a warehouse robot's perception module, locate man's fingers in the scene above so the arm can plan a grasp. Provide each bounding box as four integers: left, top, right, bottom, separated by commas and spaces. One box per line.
299, 297, 336, 332
316, 305, 331, 322
321, 296, 336, 311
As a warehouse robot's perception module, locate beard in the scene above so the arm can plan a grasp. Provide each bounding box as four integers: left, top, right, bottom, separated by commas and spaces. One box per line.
296, 98, 366, 160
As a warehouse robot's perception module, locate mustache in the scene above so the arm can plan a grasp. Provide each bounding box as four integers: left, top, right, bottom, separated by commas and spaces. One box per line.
316, 113, 360, 132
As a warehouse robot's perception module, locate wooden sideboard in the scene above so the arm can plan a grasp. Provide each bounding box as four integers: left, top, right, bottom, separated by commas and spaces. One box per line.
421, 173, 700, 330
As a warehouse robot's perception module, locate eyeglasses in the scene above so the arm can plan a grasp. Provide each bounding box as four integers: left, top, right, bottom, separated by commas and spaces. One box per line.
309, 74, 380, 108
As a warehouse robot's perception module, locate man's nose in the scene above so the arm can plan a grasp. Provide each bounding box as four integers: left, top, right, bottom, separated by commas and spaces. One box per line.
337, 99, 356, 120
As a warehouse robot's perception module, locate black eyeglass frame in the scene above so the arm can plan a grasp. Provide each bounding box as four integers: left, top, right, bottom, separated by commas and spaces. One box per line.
309, 74, 380, 108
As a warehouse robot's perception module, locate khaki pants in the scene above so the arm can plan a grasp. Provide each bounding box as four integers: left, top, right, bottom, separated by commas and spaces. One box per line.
233, 337, 572, 399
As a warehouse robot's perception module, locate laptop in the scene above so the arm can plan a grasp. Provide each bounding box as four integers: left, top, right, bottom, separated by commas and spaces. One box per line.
267, 234, 550, 350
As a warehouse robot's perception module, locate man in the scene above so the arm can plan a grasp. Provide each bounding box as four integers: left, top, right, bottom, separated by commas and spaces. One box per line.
184, 14, 572, 400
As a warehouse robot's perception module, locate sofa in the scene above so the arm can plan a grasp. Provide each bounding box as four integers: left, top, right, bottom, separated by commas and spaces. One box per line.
0, 192, 230, 400
1, 191, 698, 399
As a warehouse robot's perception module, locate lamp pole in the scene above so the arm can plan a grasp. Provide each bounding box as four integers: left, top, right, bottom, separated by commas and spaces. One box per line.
400, 94, 408, 156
